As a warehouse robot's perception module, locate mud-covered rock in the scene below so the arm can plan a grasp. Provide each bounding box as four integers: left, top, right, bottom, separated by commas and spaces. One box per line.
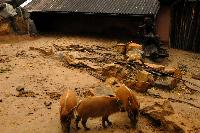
82, 89, 95, 97
102, 64, 123, 78
16, 86, 24, 92
0, 22, 11, 34
127, 43, 143, 51
144, 63, 165, 71
126, 43, 143, 61
15, 16, 28, 34
113, 43, 126, 54
141, 100, 184, 133
44, 101, 52, 106
127, 50, 143, 61
16, 50, 26, 57
136, 70, 154, 83
133, 70, 154, 92
60, 52, 85, 67
0, 67, 11, 73
192, 73, 200, 80
163, 67, 177, 75
29, 46, 53, 56
0, 56, 10, 63
46, 92, 61, 100
134, 81, 152, 92
44, 101, 52, 109
155, 77, 178, 90
116, 67, 129, 81
16, 86, 36, 97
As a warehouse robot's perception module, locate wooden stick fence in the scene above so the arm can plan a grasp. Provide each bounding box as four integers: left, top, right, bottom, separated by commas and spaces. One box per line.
170, 0, 200, 52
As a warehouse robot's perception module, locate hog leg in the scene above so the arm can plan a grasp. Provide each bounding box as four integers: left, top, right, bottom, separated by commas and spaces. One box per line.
75, 115, 81, 130
82, 117, 90, 130
66, 118, 71, 133
105, 116, 112, 126
102, 115, 112, 128
128, 110, 138, 128
102, 116, 107, 128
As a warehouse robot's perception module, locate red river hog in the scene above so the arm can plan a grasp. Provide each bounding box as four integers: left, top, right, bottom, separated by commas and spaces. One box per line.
75, 95, 122, 130
60, 89, 78, 133
114, 84, 140, 128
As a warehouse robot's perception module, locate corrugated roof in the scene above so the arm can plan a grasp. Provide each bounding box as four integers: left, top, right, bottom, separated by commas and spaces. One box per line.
24, 0, 160, 15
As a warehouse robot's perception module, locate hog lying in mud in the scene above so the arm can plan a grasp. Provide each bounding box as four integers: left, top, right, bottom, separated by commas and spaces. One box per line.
60, 89, 78, 133
75, 96, 122, 130
114, 84, 140, 128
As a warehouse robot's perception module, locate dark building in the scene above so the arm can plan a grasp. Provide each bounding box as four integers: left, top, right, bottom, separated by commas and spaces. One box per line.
24, 0, 160, 39
24, 0, 200, 53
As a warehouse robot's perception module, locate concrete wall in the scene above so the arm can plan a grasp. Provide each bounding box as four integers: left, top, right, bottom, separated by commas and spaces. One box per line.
156, 5, 171, 45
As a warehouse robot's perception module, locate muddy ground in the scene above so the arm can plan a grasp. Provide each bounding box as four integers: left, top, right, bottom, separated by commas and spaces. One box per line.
0, 35, 200, 133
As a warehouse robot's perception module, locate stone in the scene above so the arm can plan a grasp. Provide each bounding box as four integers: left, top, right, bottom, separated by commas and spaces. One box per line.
136, 70, 154, 83
126, 43, 143, 61
113, 43, 126, 54
15, 16, 28, 34
127, 43, 143, 51
29, 47, 53, 56
173, 69, 182, 80
192, 73, 200, 80
79, 60, 102, 71
124, 79, 135, 89
0, 67, 11, 73
141, 100, 175, 116
46, 92, 61, 100
61, 53, 79, 65
144, 63, 165, 71
133, 70, 154, 92
16, 50, 26, 57
115, 67, 129, 81
28, 18, 37, 35
162, 100, 175, 114
44, 101, 52, 107
105, 77, 120, 87
16, 86, 36, 97
16, 90, 36, 97
134, 81, 152, 92
0, 99, 2, 102
155, 77, 178, 90
102, 64, 123, 78
82, 89, 95, 97
141, 100, 184, 133
16, 86, 25, 92
127, 50, 143, 61
163, 67, 177, 75
0, 22, 11, 34
0, 3, 17, 18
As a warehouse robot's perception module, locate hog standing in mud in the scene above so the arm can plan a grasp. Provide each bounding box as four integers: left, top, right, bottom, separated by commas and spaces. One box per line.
115, 84, 140, 128
75, 96, 122, 130
60, 89, 78, 133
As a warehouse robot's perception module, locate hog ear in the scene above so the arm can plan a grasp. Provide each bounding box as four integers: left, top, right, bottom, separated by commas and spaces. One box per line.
108, 94, 115, 97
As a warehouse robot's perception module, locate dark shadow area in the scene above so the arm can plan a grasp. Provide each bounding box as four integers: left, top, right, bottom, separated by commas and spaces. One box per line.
31, 12, 145, 41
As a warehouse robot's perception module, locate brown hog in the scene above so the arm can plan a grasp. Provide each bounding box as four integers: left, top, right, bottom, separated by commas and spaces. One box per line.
60, 89, 78, 133
75, 96, 122, 130
114, 84, 140, 128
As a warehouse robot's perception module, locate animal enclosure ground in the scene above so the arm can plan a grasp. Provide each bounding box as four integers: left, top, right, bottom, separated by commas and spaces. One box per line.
0, 35, 200, 133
